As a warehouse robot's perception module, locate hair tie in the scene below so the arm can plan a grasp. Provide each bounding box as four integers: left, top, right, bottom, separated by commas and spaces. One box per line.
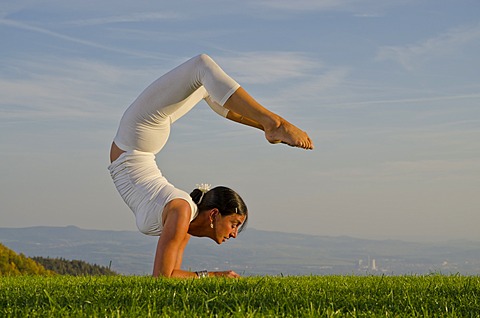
196, 183, 211, 205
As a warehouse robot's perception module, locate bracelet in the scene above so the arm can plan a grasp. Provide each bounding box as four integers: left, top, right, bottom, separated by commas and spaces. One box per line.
195, 270, 208, 278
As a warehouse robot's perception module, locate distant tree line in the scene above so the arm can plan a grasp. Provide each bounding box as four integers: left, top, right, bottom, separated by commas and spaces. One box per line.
32, 256, 117, 276
0, 243, 53, 276
0, 242, 117, 276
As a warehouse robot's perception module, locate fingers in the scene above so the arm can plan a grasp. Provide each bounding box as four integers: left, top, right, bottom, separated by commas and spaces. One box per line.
222, 270, 240, 278
227, 270, 241, 278
211, 270, 241, 278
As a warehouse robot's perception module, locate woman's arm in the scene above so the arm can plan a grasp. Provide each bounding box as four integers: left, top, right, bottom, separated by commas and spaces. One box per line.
173, 233, 191, 270
153, 199, 196, 278
152, 199, 241, 278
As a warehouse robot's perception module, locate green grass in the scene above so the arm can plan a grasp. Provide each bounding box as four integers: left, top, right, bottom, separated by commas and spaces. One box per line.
1, 275, 479, 317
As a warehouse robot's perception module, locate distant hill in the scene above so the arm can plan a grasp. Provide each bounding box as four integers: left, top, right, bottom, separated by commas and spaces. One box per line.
1, 226, 479, 276
0, 243, 53, 276
1, 242, 117, 276
0, 226, 157, 275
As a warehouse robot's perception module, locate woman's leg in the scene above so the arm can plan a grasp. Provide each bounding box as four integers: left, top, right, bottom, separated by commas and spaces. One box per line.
204, 85, 313, 149
112, 53, 313, 162
185, 54, 312, 149
111, 54, 241, 159
223, 87, 314, 150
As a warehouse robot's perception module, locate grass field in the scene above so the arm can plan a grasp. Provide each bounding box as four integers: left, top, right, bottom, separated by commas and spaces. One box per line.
1, 275, 479, 317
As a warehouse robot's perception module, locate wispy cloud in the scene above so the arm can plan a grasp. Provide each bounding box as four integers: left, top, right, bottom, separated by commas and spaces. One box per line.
327, 93, 480, 109
213, 51, 346, 115
254, 0, 355, 11
0, 51, 328, 122
217, 52, 323, 84
251, 0, 411, 15
257, 66, 351, 115
377, 23, 480, 70
280, 67, 350, 98
0, 18, 169, 59
0, 57, 155, 121
65, 12, 183, 26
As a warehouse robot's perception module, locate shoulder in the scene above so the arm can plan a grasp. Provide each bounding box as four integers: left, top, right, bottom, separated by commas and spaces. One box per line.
162, 198, 192, 227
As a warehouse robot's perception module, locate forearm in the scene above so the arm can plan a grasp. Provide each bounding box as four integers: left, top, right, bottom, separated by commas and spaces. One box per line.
163, 269, 198, 278
153, 268, 240, 278
169, 269, 230, 278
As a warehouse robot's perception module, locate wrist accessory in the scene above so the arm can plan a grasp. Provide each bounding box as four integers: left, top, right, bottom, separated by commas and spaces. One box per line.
195, 270, 208, 278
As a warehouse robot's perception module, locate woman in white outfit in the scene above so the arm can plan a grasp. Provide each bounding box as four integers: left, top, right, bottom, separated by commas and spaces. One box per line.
109, 54, 313, 278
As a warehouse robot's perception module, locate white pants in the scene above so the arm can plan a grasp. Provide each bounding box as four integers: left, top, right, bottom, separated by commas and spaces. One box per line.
108, 54, 240, 235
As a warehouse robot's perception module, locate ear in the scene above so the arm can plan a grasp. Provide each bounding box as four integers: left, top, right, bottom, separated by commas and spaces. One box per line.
209, 208, 220, 219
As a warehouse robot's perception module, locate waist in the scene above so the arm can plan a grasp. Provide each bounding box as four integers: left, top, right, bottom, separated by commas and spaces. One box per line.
110, 142, 126, 163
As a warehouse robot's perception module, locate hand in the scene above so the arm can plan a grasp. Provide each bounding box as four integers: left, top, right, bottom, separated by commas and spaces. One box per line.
211, 270, 241, 278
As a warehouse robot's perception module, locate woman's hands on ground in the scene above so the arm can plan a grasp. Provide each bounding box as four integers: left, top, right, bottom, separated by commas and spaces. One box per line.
210, 270, 240, 278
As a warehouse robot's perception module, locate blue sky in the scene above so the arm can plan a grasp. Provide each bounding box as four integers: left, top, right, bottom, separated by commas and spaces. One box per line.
1, 0, 479, 242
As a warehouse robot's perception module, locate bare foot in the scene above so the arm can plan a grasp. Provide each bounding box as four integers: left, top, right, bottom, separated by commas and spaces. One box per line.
264, 118, 314, 150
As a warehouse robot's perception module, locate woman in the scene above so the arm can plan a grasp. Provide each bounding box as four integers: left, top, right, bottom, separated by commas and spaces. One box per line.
108, 54, 313, 278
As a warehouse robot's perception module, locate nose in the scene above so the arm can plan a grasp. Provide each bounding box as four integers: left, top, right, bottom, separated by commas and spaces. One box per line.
230, 228, 238, 238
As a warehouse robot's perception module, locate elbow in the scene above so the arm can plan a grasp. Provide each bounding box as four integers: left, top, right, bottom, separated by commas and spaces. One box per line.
152, 268, 172, 278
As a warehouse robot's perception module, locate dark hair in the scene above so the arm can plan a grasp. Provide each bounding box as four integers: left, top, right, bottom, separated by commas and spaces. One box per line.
190, 186, 248, 233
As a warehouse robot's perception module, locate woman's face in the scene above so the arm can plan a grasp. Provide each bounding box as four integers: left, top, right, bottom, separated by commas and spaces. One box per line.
213, 213, 246, 244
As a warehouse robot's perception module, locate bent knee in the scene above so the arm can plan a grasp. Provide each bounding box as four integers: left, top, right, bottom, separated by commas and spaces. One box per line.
195, 53, 215, 67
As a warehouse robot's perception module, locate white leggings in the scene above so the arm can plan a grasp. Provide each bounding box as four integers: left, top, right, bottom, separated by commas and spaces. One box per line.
113, 54, 240, 154
108, 54, 240, 236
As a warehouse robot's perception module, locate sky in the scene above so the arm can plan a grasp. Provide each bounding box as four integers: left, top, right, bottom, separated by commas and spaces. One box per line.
1, 0, 479, 242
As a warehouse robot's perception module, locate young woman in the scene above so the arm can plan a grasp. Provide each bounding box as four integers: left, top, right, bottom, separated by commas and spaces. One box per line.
108, 54, 313, 278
